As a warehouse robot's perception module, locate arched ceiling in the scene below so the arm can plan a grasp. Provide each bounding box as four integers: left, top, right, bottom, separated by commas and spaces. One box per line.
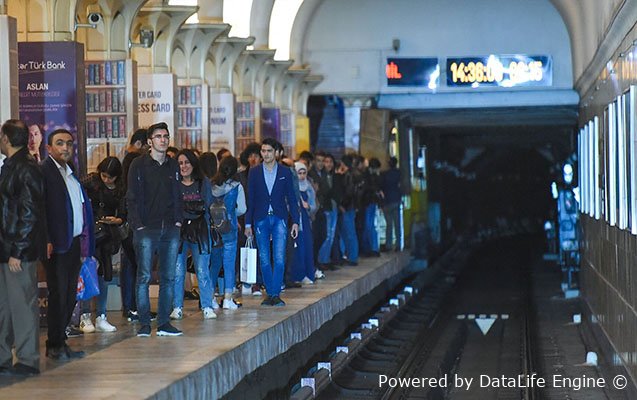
547, 0, 634, 93
249, 0, 632, 95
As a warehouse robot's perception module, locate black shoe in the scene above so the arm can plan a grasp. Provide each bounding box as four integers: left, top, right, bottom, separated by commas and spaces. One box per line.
46, 346, 69, 361
261, 297, 273, 306
347, 261, 358, 266
184, 290, 199, 300
137, 325, 151, 337
157, 323, 183, 337
285, 281, 302, 289
0, 366, 12, 376
372, 251, 381, 257
328, 264, 340, 271
126, 310, 139, 322
65, 326, 83, 338
64, 344, 85, 359
10, 363, 40, 376
271, 296, 286, 307
150, 311, 157, 321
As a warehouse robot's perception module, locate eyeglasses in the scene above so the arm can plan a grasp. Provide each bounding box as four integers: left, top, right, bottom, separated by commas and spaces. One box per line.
151, 134, 170, 140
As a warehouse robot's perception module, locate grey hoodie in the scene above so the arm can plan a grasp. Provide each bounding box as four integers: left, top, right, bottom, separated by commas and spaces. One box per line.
211, 180, 247, 216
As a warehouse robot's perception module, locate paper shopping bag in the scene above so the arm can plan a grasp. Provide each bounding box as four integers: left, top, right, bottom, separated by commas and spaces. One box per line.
240, 236, 257, 284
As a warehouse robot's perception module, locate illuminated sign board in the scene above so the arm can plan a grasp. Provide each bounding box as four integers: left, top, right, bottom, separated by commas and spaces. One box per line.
386, 58, 439, 89
446, 55, 552, 87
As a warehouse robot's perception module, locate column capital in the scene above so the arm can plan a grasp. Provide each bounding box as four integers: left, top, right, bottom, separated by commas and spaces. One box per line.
339, 94, 375, 108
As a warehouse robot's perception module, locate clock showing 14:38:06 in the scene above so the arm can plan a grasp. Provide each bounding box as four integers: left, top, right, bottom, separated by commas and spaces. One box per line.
446, 55, 551, 87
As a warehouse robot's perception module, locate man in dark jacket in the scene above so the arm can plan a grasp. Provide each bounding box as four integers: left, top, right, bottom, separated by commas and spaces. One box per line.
335, 154, 359, 266
0, 120, 46, 376
381, 157, 402, 251
316, 153, 338, 270
41, 128, 94, 360
127, 122, 183, 337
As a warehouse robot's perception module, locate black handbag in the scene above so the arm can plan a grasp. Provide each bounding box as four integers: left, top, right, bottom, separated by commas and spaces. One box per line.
180, 215, 207, 244
94, 221, 110, 243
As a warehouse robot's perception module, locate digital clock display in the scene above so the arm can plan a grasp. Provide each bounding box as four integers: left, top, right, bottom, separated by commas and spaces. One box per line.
446, 55, 552, 87
386, 57, 439, 88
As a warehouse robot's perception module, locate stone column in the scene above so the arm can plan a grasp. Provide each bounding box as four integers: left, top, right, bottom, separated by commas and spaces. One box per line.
0, 15, 17, 121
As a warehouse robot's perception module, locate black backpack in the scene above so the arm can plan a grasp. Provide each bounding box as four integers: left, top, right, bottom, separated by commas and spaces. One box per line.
210, 195, 232, 234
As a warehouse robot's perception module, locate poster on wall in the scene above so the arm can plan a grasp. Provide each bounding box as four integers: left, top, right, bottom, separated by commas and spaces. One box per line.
18, 42, 86, 173
138, 73, 176, 137
209, 92, 235, 155
261, 107, 281, 141
295, 115, 309, 156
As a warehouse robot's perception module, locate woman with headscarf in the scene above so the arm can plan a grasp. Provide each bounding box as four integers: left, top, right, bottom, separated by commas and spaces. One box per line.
291, 162, 318, 284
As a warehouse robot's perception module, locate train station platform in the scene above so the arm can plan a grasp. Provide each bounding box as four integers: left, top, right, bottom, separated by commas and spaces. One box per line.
0, 252, 411, 399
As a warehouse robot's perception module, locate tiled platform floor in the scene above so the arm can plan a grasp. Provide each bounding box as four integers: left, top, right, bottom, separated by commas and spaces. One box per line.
0, 252, 410, 399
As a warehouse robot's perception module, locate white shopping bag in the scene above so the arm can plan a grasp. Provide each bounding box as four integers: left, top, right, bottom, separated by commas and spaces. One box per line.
240, 236, 257, 284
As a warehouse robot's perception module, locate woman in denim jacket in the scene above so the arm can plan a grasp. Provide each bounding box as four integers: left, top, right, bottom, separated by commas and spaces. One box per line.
211, 156, 246, 309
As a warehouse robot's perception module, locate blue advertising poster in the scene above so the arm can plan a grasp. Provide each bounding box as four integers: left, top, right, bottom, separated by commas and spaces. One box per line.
18, 42, 86, 173
261, 107, 281, 142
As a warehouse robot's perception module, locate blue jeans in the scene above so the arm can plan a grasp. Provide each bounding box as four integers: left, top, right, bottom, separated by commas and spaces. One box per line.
174, 241, 213, 309
134, 226, 180, 326
254, 216, 287, 297
339, 210, 359, 263
318, 210, 337, 264
292, 222, 315, 282
120, 252, 136, 312
383, 203, 401, 249
220, 233, 238, 295
209, 247, 223, 293
362, 204, 379, 253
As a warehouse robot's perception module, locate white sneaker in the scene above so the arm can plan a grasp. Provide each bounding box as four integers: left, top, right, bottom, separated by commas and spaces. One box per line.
223, 298, 239, 310
315, 270, 325, 280
202, 307, 217, 319
301, 277, 314, 285
169, 307, 183, 320
251, 285, 263, 296
79, 313, 95, 333
212, 298, 221, 310
95, 314, 117, 332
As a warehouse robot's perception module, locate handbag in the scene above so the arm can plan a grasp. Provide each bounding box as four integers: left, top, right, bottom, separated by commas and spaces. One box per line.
77, 257, 100, 301
94, 221, 110, 243
240, 236, 257, 284
117, 221, 130, 240
180, 215, 207, 244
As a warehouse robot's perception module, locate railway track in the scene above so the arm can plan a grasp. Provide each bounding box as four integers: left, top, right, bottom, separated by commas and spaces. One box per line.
299, 237, 539, 400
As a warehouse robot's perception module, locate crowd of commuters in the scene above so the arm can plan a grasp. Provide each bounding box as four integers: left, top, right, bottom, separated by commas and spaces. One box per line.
0, 118, 402, 376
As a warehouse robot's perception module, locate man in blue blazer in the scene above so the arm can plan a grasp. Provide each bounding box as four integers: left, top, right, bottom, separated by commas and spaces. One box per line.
41, 129, 94, 360
245, 138, 300, 306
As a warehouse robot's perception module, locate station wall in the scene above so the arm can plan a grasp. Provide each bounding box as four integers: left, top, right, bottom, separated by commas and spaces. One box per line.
577, 20, 637, 386
302, 0, 573, 95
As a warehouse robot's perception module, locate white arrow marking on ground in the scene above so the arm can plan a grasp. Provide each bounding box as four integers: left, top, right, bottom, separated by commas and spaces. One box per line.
475, 318, 496, 335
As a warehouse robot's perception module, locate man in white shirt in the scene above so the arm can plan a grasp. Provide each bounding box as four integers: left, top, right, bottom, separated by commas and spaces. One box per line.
41, 129, 95, 360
